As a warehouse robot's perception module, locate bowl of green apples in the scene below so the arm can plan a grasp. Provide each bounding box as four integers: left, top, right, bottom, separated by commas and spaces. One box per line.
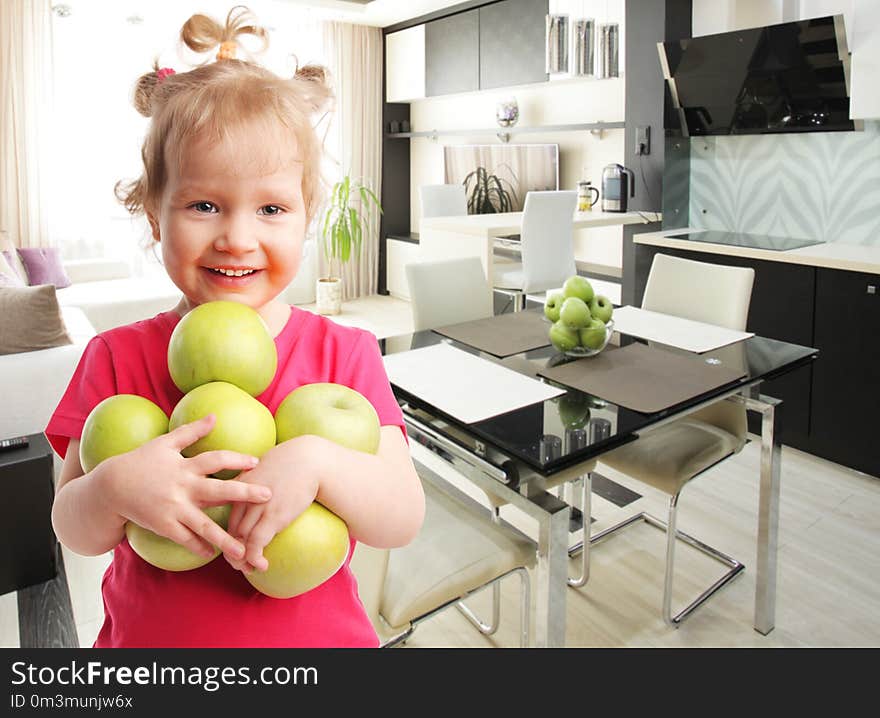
544, 276, 615, 357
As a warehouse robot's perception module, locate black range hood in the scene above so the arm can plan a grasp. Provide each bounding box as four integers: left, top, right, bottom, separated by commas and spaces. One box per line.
659, 15, 859, 137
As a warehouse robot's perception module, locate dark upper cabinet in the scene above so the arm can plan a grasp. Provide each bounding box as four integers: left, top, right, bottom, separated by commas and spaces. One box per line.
479, 0, 549, 90
810, 268, 880, 478
425, 9, 480, 97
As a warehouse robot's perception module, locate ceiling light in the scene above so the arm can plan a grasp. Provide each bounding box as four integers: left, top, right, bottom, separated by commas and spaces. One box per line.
52, 4, 72, 18
126, 14, 144, 25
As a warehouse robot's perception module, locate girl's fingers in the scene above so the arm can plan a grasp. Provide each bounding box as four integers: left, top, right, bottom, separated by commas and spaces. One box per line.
191, 450, 260, 477
232, 504, 263, 548
164, 523, 217, 561
165, 414, 216, 451
227, 501, 246, 539
244, 520, 276, 572
180, 507, 246, 561
195, 477, 271, 507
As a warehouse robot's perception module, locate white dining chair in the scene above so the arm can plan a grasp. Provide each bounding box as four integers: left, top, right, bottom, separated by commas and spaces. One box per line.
419, 184, 468, 219
405, 257, 493, 331
493, 190, 578, 311
350, 479, 535, 647
589, 252, 756, 626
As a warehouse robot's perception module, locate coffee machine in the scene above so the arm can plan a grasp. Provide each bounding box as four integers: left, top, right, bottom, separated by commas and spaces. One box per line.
601, 163, 635, 212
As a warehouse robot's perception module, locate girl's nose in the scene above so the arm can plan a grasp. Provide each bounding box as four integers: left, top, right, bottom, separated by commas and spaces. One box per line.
214, 215, 258, 254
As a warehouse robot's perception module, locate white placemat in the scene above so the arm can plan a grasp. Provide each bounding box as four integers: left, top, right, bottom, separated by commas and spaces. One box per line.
612, 306, 753, 353
383, 343, 564, 424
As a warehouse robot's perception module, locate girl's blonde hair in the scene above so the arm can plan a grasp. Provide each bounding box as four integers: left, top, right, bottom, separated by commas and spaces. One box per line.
116, 6, 333, 229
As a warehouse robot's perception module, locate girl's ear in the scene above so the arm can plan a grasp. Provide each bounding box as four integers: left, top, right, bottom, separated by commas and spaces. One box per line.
146, 211, 161, 242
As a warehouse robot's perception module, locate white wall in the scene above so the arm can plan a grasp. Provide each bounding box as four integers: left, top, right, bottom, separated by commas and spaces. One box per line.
408, 78, 627, 271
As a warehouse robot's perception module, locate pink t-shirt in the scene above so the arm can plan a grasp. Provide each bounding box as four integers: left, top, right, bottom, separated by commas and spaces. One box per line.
46, 307, 405, 648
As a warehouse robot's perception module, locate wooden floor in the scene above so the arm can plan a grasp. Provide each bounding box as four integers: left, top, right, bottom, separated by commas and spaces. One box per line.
3, 293, 878, 648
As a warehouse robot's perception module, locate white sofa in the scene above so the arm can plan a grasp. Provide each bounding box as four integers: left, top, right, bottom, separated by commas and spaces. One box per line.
0, 305, 96, 474
57, 239, 319, 333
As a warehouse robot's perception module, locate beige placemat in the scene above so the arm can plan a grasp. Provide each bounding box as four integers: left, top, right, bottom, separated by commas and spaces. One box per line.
433, 310, 551, 358
537, 342, 746, 413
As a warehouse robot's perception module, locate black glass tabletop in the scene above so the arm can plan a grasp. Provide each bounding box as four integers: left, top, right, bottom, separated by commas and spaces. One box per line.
380, 311, 818, 476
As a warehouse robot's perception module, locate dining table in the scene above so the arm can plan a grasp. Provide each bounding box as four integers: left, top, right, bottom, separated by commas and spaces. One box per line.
379, 307, 819, 648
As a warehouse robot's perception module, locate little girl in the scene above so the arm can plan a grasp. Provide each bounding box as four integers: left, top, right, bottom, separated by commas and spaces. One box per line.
46, 6, 424, 648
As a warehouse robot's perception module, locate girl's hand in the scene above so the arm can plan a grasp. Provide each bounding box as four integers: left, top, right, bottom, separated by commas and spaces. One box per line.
98, 414, 273, 562
223, 435, 324, 573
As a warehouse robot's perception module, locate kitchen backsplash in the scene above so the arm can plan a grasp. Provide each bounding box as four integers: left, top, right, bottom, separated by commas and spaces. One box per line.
688, 120, 880, 245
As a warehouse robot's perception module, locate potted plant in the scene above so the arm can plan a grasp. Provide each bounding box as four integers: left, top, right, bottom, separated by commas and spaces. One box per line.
463, 164, 519, 214
317, 175, 383, 315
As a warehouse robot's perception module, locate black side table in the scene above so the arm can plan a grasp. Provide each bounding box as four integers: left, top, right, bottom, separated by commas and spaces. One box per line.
0, 433, 58, 596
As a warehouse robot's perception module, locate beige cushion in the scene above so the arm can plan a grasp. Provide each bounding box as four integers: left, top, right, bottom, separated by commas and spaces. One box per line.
381, 481, 536, 630
599, 418, 745, 496
0, 285, 73, 355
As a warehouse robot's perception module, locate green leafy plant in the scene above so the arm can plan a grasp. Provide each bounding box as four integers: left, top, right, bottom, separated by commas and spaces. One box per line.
320, 175, 383, 279
463, 164, 519, 214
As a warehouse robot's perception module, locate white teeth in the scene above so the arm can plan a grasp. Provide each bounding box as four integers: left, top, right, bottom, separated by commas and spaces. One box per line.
211, 268, 255, 277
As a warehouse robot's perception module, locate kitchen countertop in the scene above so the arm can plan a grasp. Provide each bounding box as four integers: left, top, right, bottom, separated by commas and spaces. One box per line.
635, 228, 880, 275
422, 209, 661, 238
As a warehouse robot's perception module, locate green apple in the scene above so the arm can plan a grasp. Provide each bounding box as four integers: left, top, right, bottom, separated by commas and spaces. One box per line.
559, 297, 592, 329
589, 295, 614, 324
125, 504, 231, 572
167, 300, 278, 396
80, 394, 169, 474
243, 383, 381, 599
556, 394, 591, 429
549, 320, 580, 352
562, 275, 594, 304
274, 383, 381, 454
579, 318, 608, 350
169, 381, 276, 479
544, 292, 564, 323
243, 503, 351, 599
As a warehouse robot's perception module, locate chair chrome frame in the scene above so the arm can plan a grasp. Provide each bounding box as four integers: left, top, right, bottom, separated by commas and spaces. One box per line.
381, 566, 531, 648
567, 453, 746, 627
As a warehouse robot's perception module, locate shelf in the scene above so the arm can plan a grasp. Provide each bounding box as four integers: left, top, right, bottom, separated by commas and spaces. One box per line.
386, 121, 625, 141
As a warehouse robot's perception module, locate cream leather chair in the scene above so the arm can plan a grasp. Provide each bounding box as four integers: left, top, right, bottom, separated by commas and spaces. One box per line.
593, 253, 755, 626
350, 480, 535, 647
493, 190, 578, 311
405, 257, 493, 331
419, 184, 468, 219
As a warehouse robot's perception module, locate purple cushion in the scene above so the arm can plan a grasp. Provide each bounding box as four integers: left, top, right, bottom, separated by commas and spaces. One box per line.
16, 247, 72, 289
0, 250, 26, 287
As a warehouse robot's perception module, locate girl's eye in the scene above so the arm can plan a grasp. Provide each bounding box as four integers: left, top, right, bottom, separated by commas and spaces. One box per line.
259, 205, 284, 216
191, 202, 217, 213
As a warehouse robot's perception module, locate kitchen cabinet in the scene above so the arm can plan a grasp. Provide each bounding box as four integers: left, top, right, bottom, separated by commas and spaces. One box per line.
809, 268, 880, 477
425, 9, 480, 97
478, 0, 549, 90
850, 0, 880, 119
385, 238, 421, 301
385, 25, 425, 103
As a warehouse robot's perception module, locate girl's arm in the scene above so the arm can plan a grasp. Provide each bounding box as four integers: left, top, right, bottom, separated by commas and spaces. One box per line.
226, 426, 425, 572
52, 416, 274, 559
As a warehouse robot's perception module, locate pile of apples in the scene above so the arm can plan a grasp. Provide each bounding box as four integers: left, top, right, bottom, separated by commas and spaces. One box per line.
79, 301, 381, 599
544, 276, 614, 354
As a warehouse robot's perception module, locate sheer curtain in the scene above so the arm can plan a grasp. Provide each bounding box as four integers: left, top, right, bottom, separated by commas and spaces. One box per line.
0, 0, 53, 249
322, 22, 383, 300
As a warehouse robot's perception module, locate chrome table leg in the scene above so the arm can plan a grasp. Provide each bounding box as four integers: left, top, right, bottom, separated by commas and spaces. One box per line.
734, 392, 782, 635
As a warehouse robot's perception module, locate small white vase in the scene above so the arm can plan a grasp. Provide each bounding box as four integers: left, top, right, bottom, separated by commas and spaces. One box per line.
316, 277, 342, 315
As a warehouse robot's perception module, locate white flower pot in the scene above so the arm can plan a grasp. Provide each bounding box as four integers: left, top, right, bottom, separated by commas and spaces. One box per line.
316, 277, 342, 315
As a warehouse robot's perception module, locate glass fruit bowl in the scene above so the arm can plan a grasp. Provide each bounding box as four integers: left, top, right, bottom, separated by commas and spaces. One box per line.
553, 319, 614, 358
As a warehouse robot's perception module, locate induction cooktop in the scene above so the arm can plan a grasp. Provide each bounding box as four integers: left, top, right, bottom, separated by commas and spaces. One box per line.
668, 231, 824, 251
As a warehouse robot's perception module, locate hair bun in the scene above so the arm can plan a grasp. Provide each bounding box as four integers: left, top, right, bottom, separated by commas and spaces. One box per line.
294, 64, 327, 85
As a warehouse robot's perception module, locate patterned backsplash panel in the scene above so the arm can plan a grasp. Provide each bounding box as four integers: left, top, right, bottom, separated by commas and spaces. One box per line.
688, 121, 880, 245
